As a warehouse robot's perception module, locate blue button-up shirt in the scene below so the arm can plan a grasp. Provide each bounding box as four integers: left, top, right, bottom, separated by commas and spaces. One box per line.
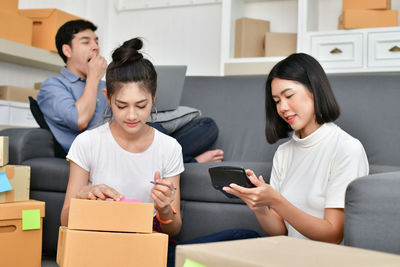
37, 67, 108, 152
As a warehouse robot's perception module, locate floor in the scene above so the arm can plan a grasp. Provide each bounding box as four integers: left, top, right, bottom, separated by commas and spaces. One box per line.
42, 255, 58, 267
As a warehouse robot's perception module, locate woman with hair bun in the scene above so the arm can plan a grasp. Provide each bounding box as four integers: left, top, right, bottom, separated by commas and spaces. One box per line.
60, 37, 183, 237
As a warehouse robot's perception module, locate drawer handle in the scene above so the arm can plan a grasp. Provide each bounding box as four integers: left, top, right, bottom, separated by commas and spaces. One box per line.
389, 45, 400, 52
330, 48, 342, 54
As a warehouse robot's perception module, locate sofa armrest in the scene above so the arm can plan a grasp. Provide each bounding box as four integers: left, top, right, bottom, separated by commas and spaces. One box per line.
0, 128, 55, 164
344, 171, 400, 254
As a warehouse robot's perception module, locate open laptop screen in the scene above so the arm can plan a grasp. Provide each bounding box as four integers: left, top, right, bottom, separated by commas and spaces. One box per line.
154, 65, 187, 112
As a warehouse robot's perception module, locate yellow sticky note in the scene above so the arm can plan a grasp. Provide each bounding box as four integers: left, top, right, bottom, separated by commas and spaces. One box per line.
183, 258, 207, 267
22, 209, 41, 230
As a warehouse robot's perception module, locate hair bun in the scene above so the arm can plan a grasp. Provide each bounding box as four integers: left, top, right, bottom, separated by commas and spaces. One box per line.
111, 37, 144, 66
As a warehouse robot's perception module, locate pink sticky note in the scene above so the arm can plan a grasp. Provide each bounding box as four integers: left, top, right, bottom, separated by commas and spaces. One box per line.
119, 198, 141, 203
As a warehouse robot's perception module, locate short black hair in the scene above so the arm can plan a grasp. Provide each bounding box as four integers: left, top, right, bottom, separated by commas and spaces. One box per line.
55, 19, 97, 63
265, 53, 340, 144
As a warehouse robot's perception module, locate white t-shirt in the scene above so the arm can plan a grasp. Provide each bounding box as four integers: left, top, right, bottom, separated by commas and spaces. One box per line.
67, 123, 184, 204
270, 123, 369, 239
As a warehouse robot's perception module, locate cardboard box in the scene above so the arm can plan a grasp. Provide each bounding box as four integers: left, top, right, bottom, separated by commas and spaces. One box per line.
0, 165, 30, 203
176, 236, 400, 267
343, 9, 398, 29
57, 227, 168, 267
0, 136, 8, 167
0, 0, 19, 13
0, 200, 45, 267
33, 82, 42, 90
0, 10, 32, 46
18, 9, 81, 52
0, 86, 38, 103
0, 100, 39, 127
68, 198, 154, 233
235, 17, 270, 58
342, 0, 391, 10
264, 32, 297, 57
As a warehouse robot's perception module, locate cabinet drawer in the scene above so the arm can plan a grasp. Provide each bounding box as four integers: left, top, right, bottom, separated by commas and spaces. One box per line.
368, 31, 400, 67
311, 34, 363, 69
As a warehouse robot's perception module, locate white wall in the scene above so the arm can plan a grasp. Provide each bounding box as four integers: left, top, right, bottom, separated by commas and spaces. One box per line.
17, 0, 222, 76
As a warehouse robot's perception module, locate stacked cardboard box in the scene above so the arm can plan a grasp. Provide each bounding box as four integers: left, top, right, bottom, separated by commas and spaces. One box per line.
19, 9, 82, 52
0, 136, 45, 267
234, 17, 297, 58
0, 85, 38, 103
57, 198, 169, 267
340, 0, 398, 29
0, 0, 33, 45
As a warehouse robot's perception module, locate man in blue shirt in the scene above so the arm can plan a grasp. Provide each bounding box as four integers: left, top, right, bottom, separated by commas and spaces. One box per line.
37, 20, 108, 153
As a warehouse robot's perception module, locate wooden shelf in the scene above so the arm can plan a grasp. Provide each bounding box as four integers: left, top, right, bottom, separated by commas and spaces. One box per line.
0, 38, 63, 72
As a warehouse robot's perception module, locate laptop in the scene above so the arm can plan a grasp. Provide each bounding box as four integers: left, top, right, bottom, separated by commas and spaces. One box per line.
154, 65, 187, 112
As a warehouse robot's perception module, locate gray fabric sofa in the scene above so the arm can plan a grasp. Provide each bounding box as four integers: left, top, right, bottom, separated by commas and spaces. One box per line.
1, 74, 400, 258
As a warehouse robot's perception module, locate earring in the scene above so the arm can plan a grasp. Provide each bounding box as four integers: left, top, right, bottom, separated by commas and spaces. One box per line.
151, 106, 158, 123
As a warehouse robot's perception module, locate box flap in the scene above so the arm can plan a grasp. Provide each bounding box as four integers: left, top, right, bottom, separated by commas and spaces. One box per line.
0, 200, 45, 220
18, 9, 57, 19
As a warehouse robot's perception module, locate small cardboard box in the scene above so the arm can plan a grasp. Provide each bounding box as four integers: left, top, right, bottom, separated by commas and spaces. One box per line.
343, 9, 398, 29
0, 200, 45, 267
0, 136, 9, 167
68, 198, 154, 233
264, 32, 297, 57
176, 236, 400, 267
0, 10, 32, 46
0, 165, 30, 203
57, 227, 168, 267
235, 17, 270, 58
0, 0, 19, 13
342, 0, 391, 10
0, 86, 38, 103
33, 82, 42, 90
18, 9, 81, 52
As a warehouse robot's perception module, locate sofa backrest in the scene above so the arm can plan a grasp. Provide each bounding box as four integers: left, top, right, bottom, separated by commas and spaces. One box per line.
181, 74, 400, 169
180, 76, 282, 162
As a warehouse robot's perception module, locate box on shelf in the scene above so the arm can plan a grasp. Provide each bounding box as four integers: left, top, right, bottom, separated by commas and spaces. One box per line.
235, 17, 270, 58
0, 10, 32, 46
34, 82, 42, 90
0, 0, 19, 13
0, 100, 39, 128
342, 0, 391, 10
57, 227, 168, 267
175, 236, 400, 267
343, 9, 398, 29
68, 198, 154, 233
0, 136, 9, 167
0, 200, 45, 267
0, 86, 38, 103
18, 9, 81, 52
264, 32, 297, 57
0, 165, 30, 203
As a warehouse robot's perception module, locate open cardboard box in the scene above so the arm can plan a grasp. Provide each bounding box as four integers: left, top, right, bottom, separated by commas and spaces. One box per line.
176, 236, 400, 267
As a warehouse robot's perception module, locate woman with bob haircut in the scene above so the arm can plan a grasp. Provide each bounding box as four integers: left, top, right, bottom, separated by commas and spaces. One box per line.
224, 53, 369, 243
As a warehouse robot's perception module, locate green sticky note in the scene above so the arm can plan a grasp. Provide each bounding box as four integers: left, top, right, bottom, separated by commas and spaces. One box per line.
22, 209, 41, 231
183, 258, 207, 267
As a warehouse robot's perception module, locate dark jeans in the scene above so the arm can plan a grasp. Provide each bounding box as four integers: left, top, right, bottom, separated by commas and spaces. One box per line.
149, 117, 219, 163
167, 229, 260, 267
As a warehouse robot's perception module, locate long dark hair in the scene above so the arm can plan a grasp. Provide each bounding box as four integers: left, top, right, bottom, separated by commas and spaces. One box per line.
265, 53, 340, 144
106, 38, 157, 100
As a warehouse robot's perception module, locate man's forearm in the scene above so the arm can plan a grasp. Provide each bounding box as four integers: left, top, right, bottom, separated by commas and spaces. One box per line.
75, 77, 100, 131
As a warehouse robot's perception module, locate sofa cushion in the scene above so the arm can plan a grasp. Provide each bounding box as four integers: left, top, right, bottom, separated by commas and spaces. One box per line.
177, 200, 267, 242
25, 157, 69, 192
344, 172, 400, 254
181, 161, 271, 203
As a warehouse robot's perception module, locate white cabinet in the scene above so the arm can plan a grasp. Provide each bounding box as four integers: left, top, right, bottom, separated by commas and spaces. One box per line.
311, 33, 363, 69
368, 31, 400, 68
221, 0, 400, 75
